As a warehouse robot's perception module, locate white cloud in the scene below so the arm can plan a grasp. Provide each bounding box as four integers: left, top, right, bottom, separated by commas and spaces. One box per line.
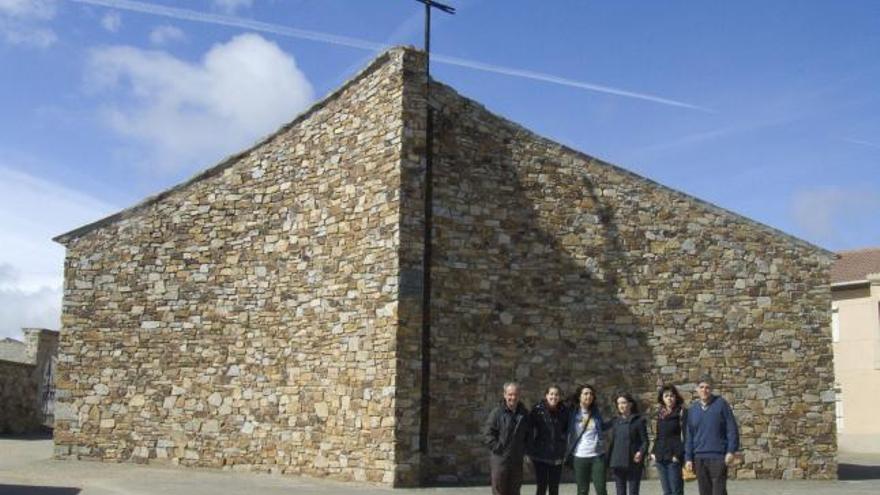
0, 286, 63, 339
212, 0, 252, 14
0, 0, 57, 47
0, 0, 56, 19
101, 11, 122, 32
0, 23, 55, 46
149, 24, 184, 45
71, 0, 705, 111
0, 166, 118, 339
791, 187, 880, 243
0, 263, 19, 285
86, 33, 314, 171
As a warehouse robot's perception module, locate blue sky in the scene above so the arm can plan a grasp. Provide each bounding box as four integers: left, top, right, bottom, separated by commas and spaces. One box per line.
1, 0, 878, 338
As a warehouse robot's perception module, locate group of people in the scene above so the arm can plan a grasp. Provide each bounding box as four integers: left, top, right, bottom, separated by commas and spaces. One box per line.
482, 375, 740, 495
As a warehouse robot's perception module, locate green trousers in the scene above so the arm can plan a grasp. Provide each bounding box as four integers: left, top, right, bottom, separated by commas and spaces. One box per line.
573, 455, 608, 495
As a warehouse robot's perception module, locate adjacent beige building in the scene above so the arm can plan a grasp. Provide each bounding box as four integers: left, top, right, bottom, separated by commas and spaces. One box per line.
831, 248, 880, 454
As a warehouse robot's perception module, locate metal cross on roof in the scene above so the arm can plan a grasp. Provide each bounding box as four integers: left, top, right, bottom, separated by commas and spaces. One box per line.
415, 0, 455, 78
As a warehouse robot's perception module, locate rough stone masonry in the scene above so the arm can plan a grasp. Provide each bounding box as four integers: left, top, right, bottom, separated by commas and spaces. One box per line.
0, 328, 59, 433
52, 47, 836, 486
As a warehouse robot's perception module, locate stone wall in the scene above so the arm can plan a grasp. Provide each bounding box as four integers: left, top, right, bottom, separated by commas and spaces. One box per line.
25, 328, 60, 368
0, 360, 42, 434
26, 328, 59, 426
404, 77, 836, 482
0, 337, 27, 363
53, 46, 836, 485
392, 49, 431, 486
0, 329, 58, 433
54, 49, 410, 483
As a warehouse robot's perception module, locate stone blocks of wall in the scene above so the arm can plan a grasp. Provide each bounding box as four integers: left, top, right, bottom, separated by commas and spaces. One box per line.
0, 360, 42, 434
53, 46, 836, 486
54, 49, 412, 484
403, 77, 836, 482
391, 49, 430, 487
0, 328, 58, 433
0, 338, 27, 363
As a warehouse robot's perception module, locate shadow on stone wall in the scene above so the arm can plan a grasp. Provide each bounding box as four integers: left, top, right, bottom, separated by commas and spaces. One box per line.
0, 330, 58, 435
421, 89, 654, 483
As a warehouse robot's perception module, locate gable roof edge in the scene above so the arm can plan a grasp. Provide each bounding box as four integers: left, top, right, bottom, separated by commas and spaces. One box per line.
54, 46, 407, 246
430, 80, 835, 260
569, 150, 837, 259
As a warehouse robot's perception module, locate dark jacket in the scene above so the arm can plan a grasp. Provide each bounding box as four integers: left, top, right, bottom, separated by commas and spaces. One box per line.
483, 400, 531, 460
651, 407, 687, 462
684, 395, 739, 462
527, 400, 570, 465
606, 413, 649, 469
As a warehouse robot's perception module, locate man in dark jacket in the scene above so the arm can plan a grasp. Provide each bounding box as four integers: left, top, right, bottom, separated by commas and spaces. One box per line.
483, 381, 530, 495
684, 375, 740, 495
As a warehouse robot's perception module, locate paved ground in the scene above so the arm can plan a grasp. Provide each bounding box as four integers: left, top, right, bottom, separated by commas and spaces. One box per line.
1, 436, 879, 494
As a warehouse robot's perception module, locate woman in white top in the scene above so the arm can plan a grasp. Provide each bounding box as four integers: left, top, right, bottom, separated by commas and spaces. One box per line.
567, 384, 608, 495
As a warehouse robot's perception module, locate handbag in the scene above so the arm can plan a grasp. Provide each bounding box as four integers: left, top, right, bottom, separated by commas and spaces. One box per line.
564, 412, 591, 468
682, 463, 697, 481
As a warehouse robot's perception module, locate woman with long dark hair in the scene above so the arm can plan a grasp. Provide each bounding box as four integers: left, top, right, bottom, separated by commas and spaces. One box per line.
528, 385, 569, 495
650, 385, 687, 495
567, 384, 608, 495
606, 392, 649, 495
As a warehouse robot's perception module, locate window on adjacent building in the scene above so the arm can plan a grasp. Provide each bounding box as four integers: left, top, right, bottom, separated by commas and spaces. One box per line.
835, 387, 844, 431
831, 307, 840, 343
876, 302, 880, 370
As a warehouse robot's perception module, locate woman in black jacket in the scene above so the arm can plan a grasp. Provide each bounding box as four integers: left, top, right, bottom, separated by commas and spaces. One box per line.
649, 385, 686, 495
527, 385, 569, 495
606, 392, 649, 495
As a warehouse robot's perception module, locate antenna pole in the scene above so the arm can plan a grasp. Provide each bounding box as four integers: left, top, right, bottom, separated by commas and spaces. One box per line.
412, 0, 455, 459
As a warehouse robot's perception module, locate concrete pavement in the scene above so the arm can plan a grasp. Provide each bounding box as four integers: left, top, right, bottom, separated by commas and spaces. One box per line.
2, 436, 878, 494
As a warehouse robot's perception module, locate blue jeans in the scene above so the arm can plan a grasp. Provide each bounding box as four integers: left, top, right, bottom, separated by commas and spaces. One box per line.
655, 460, 683, 495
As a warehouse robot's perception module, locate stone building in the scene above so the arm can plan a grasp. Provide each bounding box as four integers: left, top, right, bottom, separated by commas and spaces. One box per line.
52, 47, 836, 485
0, 328, 59, 433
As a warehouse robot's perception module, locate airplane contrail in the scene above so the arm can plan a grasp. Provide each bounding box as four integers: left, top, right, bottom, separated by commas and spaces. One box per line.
842, 138, 880, 150
68, 0, 711, 112
70, 0, 386, 50
431, 54, 710, 112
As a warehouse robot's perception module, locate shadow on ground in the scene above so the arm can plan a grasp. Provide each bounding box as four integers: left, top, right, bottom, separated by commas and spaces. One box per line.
839, 464, 880, 480
0, 429, 53, 441
0, 486, 79, 495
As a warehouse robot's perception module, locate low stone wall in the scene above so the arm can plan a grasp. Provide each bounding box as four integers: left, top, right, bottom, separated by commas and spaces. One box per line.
0, 359, 42, 434
0, 338, 27, 363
